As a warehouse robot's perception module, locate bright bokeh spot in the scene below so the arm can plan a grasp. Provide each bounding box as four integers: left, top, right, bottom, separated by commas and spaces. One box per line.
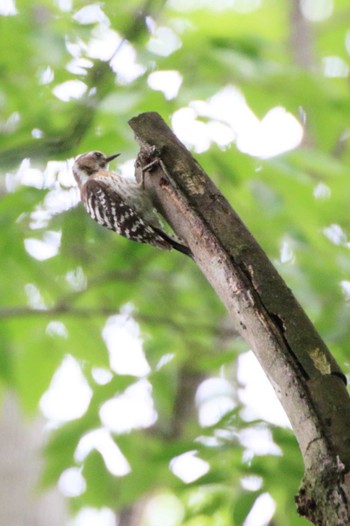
40, 355, 92, 422
148, 70, 183, 100
196, 377, 236, 426
170, 451, 209, 483
53, 80, 87, 102
244, 493, 276, 526
314, 182, 331, 200
301, 0, 333, 21
99, 379, 157, 433
143, 493, 184, 526
323, 224, 349, 246
340, 281, 350, 301
55, 0, 72, 12
73, 4, 109, 25
75, 429, 131, 476
102, 314, 151, 377
59, 467, 86, 497
0, 0, 17, 15
24, 231, 61, 261
147, 26, 182, 56
240, 427, 281, 458
169, 0, 261, 13
323, 56, 349, 77
69, 508, 115, 526
173, 86, 303, 157
238, 351, 291, 427
279, 238, 295, 264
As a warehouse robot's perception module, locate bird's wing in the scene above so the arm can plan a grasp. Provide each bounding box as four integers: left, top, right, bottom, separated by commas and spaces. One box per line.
81, 178, 173, 250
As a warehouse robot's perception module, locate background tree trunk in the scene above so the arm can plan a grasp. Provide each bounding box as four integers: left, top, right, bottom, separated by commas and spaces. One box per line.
0, 392, 67, 526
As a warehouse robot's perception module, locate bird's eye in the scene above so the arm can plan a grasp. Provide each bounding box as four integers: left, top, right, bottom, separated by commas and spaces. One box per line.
95, 152, 103, 158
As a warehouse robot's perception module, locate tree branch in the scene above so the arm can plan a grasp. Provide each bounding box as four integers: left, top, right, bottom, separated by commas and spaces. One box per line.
0, 306, 238, 340
128, 111, 350, 524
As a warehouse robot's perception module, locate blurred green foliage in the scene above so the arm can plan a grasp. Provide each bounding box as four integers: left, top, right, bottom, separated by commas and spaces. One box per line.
1, 0, 350, 524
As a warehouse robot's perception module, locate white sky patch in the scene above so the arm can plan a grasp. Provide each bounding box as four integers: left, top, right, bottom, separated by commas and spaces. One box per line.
59, 467, 86, 497
237, 107, 303, 158
53, 80, 87, 101
92, 367, 113, 385
279, 238, 295, 264
29, 210, 51, 230
345, 31, 350, 57
340, 281, 350, 301
69, 507, 116, 526
50, 159, 76, 187
148, 70, 183, 100
169, 0, 261, 13
32, 128, 43, 138
87, 26, 120, 61
240, 427, 281, 457
314, 182, 331, 200
75, 428, 131, 476
143, 494, 184, 526
300, 0, 333, 22
37, 158, 80, 216
170, 451, 209, 483
243, 493, 276, 526
110, 41, 146, 84
66, 266, 87, 292
67, 57, 94, 75
172, 108, 211, 153
102, 314, 150, 377
25, 283, 46, 310
118, 159, 136, 180
39, 65, 54, 84
323, 223, 348, 246
156, 353, 175, 371
18, 166, 45, 188
196, 377, 236, 427
322, 56, 349, 78
24, 230, 61, 261
147, 26, 182, 57
99, 379, 157, 433
55, 0, 72, 12
241, 475, 263, 492
47, 28, 143, 98
40, 355, 92, 422
207, 120, 235, 147
46, 321, 68, 339
232, 0, 261, 13
0, 0, 17, 15
73, 4, 109, 25
3, 111, 20, 133
173, 86, 303, 157
82, 26, 145, 84
238, 351, 291, 427
65, 37, 87, 59
44, 187, 80, 213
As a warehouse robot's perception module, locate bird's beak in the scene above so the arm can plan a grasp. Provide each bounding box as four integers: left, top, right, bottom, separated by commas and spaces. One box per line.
105, 153, 121, 163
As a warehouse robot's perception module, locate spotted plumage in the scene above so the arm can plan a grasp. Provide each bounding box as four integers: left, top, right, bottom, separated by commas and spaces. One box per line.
72, 151, 191, 256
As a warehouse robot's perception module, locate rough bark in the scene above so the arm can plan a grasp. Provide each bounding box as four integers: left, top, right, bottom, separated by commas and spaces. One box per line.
129, 111, 350, 525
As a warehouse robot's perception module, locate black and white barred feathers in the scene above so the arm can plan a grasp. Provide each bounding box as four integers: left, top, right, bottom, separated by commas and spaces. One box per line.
72, 151, 191, 257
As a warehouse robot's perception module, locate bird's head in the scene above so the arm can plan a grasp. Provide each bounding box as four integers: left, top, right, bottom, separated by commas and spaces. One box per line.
73, 151, 120, 185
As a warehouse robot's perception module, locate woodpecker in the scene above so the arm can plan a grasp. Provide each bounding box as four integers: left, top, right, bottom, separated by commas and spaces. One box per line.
72, 151, 191, 257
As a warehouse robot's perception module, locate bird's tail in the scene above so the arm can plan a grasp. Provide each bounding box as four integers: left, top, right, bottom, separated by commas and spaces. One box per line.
154, 228, 192, 257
